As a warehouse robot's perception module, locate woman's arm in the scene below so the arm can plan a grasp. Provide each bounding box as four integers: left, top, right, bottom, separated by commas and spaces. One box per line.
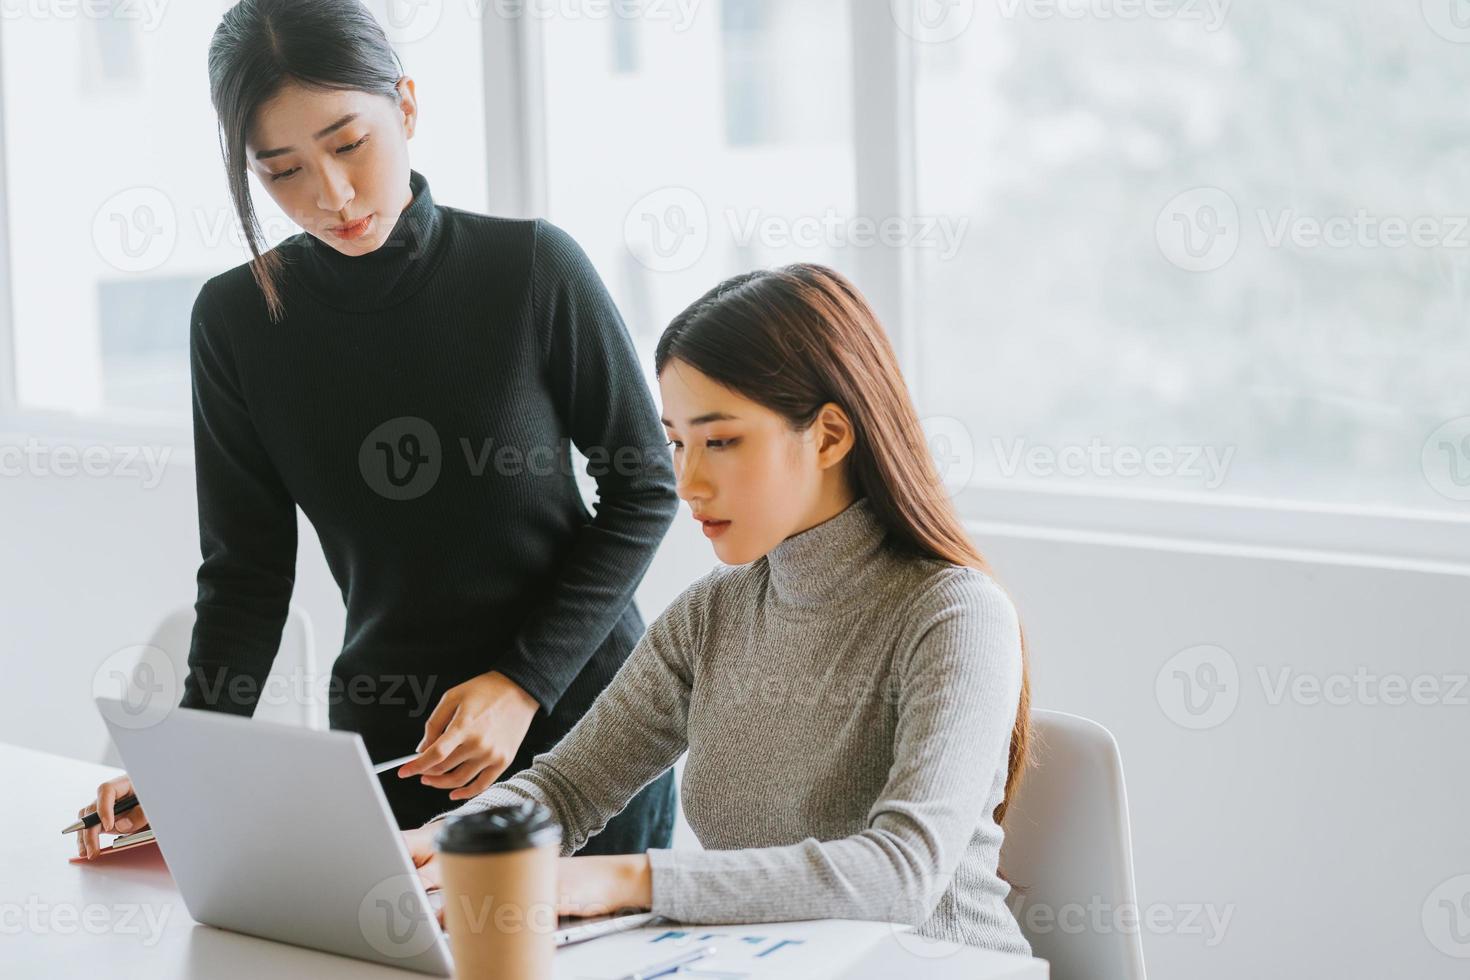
644, 572, 1023, 928
423, 574, 706, 854
179, 281, 298, 716
490, 220, 679, 716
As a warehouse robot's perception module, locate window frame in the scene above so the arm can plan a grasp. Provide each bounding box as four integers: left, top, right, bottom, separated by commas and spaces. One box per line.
1, 7, 1464, 566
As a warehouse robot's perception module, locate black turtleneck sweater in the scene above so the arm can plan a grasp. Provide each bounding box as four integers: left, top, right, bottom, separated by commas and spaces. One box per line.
179, 170, 678, 804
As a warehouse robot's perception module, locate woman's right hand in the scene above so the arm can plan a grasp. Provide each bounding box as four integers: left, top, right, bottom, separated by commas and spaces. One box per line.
75, 774, 149, 860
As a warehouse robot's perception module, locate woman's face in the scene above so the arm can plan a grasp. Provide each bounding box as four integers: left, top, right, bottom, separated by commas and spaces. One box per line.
245, 79, 417, 256
658, 358, 852, 565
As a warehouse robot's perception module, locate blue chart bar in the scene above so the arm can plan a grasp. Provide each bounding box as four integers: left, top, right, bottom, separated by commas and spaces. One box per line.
647, 929, 807, 959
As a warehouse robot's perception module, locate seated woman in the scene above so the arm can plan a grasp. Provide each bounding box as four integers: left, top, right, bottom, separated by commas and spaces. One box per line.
403, 263, 1033, 955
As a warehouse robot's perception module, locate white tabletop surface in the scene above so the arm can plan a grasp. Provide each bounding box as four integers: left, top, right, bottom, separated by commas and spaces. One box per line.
2, 741, 1047, 979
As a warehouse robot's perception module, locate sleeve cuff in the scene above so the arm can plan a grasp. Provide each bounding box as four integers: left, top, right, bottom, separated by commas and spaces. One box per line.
646, 848, 686, 921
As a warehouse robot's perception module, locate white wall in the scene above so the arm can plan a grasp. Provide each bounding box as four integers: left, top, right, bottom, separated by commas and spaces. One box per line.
3, 455, 1466, 979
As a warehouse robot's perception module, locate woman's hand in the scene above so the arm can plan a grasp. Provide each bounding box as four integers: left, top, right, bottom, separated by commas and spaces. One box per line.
402, 822, 446, 925
74, 774, 149, 860
396, 671, 540, 800
555, 855, 654, 918
403, 826, 653, 927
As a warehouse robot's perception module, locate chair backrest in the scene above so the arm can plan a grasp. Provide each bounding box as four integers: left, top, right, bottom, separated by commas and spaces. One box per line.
99, 604, 322, 767
999, 709, 1148, 980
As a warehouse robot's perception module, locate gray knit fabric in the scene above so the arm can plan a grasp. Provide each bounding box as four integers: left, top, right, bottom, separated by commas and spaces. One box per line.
430, 497, 1030, 956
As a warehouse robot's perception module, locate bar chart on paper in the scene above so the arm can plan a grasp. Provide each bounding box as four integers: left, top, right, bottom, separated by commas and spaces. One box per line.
554, 919, 905, 980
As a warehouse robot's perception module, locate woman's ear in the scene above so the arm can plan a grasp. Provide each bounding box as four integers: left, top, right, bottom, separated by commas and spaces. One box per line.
396, 76, 418, 138
813, 402, 856, 471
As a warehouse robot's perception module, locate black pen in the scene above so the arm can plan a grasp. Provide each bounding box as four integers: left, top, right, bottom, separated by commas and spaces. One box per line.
61, 794, 140, 834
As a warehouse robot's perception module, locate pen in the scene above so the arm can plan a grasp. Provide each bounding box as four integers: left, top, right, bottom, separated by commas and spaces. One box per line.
611, 943, 717, 980
61, 794, 139, 835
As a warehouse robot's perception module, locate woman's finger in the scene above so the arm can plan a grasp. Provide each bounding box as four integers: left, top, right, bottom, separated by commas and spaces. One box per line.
115, 805, 148, 834
449, 766, 502, 801
416, 697, 458, 753
97, 781, 117, 833
416, 743, 479, 782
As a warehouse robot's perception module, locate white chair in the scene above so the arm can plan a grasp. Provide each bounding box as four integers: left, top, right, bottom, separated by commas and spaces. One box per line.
99, 603, 324, 767
999, 709, 1148, 980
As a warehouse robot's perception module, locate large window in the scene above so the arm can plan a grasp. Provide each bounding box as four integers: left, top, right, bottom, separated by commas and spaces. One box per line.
910, 1, 1470, 515
1, 0, 488, 425
537, 0, 855, 373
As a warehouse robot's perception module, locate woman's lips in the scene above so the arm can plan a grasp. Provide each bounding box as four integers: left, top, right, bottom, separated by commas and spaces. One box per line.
330, 214, 374, 240
697, 517, 731, 539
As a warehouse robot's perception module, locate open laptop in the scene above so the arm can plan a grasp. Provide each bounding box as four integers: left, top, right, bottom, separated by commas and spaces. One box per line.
97, 699, 658, 975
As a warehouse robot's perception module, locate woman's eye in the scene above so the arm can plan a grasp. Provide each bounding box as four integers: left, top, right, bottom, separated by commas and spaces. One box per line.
706, 438, 738, 449
270, 167, 299, 182
666, 439, 683, 450
338, 135, 369, 154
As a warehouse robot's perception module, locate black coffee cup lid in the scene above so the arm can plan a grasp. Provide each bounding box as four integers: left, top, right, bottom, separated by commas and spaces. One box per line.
433, 802, 562, 854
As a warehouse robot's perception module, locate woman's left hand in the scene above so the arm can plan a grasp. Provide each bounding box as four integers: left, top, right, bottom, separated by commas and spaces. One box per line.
397, 671, 540, 799
555, 855, 654, 918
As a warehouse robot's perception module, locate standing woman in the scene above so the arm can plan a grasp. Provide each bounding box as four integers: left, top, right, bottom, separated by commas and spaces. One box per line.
75, 0, 678, 852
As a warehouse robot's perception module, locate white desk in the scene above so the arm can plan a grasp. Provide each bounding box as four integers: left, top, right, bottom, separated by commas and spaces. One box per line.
3, 742, 1047, 979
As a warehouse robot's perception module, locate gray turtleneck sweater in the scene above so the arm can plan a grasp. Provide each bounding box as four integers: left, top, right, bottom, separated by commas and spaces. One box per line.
429, 498, 1030, 955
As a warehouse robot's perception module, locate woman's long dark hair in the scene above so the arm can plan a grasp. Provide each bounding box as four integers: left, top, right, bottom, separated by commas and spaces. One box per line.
655, 264, 1033, 827
208, 0, 405, 322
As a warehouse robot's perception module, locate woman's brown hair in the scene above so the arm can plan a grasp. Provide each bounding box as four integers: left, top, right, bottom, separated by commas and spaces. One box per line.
654, 263, 1032, 826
